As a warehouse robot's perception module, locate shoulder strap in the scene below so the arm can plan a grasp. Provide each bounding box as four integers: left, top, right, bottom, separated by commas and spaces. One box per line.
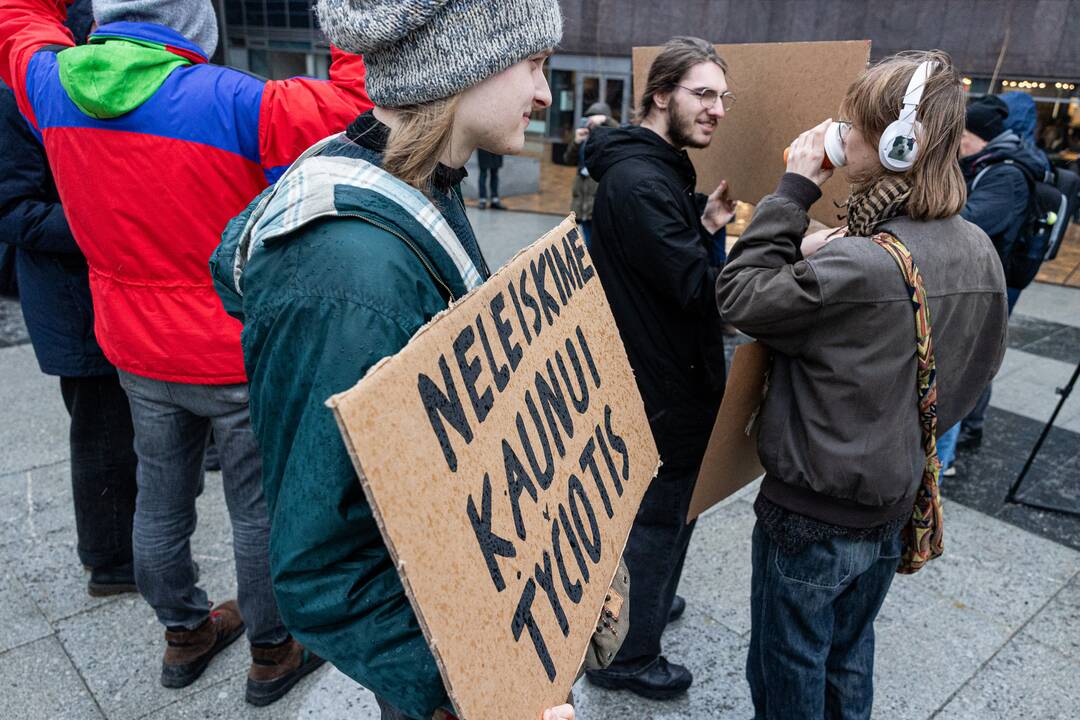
869, 231, 944, 574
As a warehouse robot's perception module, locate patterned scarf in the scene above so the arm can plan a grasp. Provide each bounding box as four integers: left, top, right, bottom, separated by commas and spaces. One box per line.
870, 232, 944, 574
845, 175, 913, 237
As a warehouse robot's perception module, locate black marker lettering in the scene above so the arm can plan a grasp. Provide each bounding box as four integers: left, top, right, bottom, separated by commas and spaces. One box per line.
568, 474, 601, 564
475, 312, 509, 393
518, 268, 543, 336
556, 340, 590, 414
417, 356, 473, 472
545, 247, 568, 305
576, 326, 602, 388
558, 504, 590, 584
490, 293, 523, 371
518, 390, 555, 490
512, 579, 556, 682
508, 277, 533, 345
551, 518, 583, 604
529, 255, 560, 326
604, 405, 631, 484
503, 439, 537, 542
595, 423, 624, 497
534, 550, 570, 637
578, 436, 613, 519
568, 226, 595, 284
466, 473, 516, 591
534, 361, 573, 459
453, 325, 493, 424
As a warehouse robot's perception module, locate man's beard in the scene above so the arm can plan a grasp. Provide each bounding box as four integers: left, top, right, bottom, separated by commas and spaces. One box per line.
667, 100, 712, 150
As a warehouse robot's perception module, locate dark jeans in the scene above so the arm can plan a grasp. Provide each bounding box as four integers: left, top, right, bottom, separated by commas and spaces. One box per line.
117, 370, 286, 645
608, 461, 697, 669
478, 167, 499, 200
59, 373, 138, 569
747, 520, 902, 720
961, 384, 993, 433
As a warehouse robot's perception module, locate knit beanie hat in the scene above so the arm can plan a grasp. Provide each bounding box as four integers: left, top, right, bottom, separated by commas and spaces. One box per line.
315, 0, 563, 107
965, 95, 1009, 142
92, 0, 219, 58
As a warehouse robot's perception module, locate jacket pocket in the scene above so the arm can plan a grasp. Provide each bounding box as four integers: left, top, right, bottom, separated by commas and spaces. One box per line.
774, 535, 854, 589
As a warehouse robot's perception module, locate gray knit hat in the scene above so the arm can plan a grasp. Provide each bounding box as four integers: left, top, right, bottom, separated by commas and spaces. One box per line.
315, 0, 562, 107
92, 0, 219, 58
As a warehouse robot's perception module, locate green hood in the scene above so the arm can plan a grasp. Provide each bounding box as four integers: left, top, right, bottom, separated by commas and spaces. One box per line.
57, 39, 190, 119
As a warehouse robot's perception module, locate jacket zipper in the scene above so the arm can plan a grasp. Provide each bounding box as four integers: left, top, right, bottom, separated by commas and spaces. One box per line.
336, 211, 457, 301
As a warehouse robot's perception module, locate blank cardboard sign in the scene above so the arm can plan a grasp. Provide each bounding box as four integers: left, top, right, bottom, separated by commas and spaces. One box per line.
328, 216, 658, 720
688, 341, 769, 522
632, 41, 871, 227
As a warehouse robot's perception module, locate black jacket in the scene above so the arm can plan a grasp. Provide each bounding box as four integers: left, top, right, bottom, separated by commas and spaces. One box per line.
960, 130, 1046, 267
585, 125, 725, 470
0, 81, 111, 377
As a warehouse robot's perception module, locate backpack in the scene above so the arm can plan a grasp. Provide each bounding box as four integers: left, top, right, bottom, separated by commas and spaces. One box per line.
971, 159, 1074, 289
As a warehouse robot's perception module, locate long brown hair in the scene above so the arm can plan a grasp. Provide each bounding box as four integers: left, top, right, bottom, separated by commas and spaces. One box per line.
839, 50, 967, 220
636, 36, 728, 124
381, 95, 461, 193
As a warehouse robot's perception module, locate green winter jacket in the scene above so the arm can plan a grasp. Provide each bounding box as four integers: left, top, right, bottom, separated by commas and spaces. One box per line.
210, 114, 489, 718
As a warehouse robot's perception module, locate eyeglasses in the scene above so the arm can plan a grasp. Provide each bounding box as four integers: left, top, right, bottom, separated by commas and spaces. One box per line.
674, 85, 736, 112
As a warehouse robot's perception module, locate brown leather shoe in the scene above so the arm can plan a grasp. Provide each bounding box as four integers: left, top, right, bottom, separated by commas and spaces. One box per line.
161, 600, 245, 689
245, 637, 325, 706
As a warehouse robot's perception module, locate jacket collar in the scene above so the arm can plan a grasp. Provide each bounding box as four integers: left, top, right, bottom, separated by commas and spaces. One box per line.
89, 22, 208, 65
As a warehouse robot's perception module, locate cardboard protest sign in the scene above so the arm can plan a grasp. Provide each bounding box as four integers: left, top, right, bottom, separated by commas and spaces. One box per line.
688, 342, 769, 522
632, 40, 871, 227
328, 216, 658, 720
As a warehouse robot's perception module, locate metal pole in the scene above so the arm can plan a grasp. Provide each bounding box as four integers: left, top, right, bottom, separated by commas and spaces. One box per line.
1006, 360, 1080, 515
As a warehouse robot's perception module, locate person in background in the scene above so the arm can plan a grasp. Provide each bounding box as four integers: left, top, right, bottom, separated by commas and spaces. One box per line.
955, 95, 1046, 452
565, 101, 618, 245
718, 50, 1007, 720
0, 0, 137, 598
211, 1, 619, 718
582, 36, 735, 700
0, 0, 373, 705
477, 148, 506, 209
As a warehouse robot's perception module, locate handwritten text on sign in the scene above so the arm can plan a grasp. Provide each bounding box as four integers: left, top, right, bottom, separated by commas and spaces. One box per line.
328, 216, 657, 719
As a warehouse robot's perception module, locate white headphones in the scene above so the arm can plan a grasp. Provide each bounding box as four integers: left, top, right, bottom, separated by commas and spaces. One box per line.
878, 60, 938, 172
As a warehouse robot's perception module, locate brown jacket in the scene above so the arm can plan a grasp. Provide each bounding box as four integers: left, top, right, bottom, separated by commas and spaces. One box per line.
565, 117, 618, 222
717, 174, 1008, 527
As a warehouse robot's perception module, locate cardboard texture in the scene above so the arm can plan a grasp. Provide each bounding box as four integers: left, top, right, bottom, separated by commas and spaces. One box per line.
328, 216, 658, 720
632, 40, 871, 227
688, 342, 770, 522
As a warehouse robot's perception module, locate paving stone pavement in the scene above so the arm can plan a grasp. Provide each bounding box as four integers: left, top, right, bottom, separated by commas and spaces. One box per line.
1, 209, 1078, 718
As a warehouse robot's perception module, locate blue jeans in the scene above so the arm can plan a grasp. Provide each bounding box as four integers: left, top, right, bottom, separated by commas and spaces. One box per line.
938, 423, 961, 471
118, 370, 286, 644
478, 167, 499, 200
747, 520, 902, 720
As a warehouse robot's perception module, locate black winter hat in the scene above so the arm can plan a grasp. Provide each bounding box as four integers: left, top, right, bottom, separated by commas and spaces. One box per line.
965, 95, 1009, 141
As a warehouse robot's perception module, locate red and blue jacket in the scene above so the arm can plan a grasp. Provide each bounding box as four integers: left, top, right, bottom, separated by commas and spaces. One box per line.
0, 0, 373, 384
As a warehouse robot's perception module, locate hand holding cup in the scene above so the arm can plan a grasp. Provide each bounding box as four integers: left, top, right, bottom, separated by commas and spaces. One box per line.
786, 119, 835, 187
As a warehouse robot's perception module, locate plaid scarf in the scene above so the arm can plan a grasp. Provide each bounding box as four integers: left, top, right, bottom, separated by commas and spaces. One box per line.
845, 175, 913, 237
870, 232, 944, 574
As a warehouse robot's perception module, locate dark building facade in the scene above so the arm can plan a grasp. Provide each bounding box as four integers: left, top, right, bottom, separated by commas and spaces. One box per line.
218, 1, 1080, 148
